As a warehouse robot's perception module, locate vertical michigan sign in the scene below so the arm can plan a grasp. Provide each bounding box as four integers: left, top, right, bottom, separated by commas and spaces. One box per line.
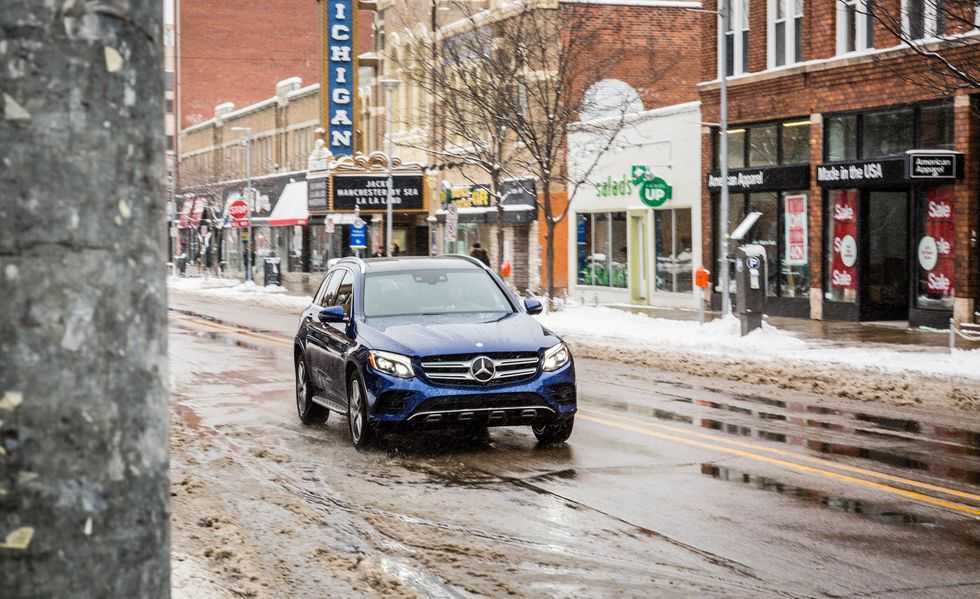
324, 0, 356, 156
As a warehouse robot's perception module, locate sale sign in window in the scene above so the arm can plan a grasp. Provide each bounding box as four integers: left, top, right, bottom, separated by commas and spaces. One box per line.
830, 189, 858, 290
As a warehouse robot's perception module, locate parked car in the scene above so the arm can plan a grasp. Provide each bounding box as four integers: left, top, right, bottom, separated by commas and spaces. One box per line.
293, 256, 576, 448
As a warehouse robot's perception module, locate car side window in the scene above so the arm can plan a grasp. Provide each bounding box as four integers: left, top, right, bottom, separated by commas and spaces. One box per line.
322, 269, 346, 307
312, 272, 334, 306
334, 270, 354, 318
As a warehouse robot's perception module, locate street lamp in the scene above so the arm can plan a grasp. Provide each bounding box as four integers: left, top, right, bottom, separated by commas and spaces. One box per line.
380, 78, 401, 258
689, 5, 732, 315
231, 126, 254, 282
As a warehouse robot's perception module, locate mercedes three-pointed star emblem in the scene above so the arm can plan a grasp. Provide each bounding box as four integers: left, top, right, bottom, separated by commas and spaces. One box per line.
470, 356, 495, 383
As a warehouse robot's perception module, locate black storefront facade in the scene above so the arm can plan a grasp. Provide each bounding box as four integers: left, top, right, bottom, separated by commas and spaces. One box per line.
817, 151, 965, 328
708, 163, 812, 318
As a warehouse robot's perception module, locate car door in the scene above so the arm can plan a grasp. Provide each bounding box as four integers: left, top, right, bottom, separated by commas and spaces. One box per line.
306, 269, 343, 395
321, 268, 357, 403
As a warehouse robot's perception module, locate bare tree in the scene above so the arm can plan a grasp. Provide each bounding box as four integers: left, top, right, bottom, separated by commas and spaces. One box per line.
393, 1, 658, 299
854, 0, 980, 95
393, 4, 526, 269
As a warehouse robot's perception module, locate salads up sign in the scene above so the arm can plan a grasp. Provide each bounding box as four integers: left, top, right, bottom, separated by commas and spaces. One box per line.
326, 0, 355, 156
595, 165, 672, 208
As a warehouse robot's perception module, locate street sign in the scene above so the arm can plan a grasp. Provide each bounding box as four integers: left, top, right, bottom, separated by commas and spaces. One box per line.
445, 204, 459, 243
228, 198, 249, 222
350, 223, 367, 249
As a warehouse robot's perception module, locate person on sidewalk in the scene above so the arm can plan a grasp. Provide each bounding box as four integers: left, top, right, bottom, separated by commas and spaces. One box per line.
470, 242, 490, 267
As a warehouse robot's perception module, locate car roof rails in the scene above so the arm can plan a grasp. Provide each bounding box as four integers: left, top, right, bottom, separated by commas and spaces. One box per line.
337, 256, 365, 271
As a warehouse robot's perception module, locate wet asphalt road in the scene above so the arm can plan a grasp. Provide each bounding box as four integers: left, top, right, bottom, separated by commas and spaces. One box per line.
168, 291, 980, 598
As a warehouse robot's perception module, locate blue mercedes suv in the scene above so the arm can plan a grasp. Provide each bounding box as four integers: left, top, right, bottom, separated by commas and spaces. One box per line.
293, 256, 576, 448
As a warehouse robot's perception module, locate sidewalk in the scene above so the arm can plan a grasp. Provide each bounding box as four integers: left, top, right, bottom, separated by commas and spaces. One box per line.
603, 303, 963, 350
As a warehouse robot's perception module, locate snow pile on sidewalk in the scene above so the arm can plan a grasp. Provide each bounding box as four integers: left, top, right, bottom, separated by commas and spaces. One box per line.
168, 277, 311, 311
537, 305, 980, 381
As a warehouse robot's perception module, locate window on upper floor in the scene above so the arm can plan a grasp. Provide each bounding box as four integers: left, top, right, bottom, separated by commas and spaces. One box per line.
903, 0, 946, 39
770, 0, 804, 67
721, 0, 750, 77
837, 0, 874, 55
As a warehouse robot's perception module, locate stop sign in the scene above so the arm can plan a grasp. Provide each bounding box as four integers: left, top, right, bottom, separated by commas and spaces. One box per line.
228, 198, 249, 221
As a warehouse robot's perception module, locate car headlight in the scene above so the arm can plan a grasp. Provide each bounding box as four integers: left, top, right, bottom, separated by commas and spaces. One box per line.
368, 350, 415, 378
541, 343, 570, 372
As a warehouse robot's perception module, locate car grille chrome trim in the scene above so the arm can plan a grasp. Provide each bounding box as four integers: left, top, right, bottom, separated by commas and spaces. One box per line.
420, 353, 541, 385
406, 405, 555, 421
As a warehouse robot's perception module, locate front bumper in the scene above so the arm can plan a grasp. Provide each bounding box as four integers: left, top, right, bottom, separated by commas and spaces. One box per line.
360, 361, 576, 429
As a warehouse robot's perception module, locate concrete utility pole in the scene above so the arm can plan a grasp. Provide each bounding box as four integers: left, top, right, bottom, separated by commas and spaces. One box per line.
718, 4, 732, 316
0, 2, 169, 598
232, 126, 254, 281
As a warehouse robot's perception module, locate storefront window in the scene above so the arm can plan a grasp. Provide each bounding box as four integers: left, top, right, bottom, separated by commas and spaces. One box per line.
749, 192, 779, 296
728, 129, 747, 169
781, 120, 810, 164
916, 185, 955, 310
781, 191, 810, 298
714, 194, 747, 292
918, 102, 954, 150
826, 115, 857, 161
749, 125, 778, 167
576, 212, 628, 289
862, 108, 914, 158
654, 209, 693, 293
825, 189, 859, 303
576, 214, 593, 285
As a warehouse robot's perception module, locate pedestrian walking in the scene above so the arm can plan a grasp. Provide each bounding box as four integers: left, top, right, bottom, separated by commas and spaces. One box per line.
470, 242, 490, 267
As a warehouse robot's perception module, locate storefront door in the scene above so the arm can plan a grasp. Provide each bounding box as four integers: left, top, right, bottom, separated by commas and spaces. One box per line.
861, 190, 910, 321
628, 210, 648, 304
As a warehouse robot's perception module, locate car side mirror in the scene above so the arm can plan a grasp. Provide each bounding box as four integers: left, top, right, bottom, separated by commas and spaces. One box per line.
318, 305, 346, 324
524, 297, 543, 315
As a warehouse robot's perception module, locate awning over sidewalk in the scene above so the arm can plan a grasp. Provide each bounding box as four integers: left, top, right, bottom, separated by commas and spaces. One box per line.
268, 181, 308, 227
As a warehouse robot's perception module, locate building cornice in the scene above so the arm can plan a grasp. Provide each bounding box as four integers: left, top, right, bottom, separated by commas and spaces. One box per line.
698, 32, 980, 92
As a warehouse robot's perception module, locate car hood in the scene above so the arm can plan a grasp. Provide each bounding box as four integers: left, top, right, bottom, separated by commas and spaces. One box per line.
358, 312, 560, 357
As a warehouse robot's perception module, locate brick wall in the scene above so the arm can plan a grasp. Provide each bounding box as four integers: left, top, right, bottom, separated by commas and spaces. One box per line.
180, 0, 321, 128
560, 4, 701, 112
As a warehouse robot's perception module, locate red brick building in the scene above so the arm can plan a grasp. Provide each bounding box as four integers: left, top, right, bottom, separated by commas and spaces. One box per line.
699, 0, 979, 327
177, 0, 322, 128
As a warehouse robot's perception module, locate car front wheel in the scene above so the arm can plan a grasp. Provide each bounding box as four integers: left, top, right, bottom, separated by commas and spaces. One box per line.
347, 370, 374, 449
532, 416, 574, 445
296, 357, 328, 425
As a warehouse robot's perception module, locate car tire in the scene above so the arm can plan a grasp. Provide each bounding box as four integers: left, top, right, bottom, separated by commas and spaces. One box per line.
532, 416, 574, 445
347, 369, 374, 449
296, 357, 328, 425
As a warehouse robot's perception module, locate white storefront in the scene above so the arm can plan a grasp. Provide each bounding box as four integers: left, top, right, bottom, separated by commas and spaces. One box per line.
567, 99, 702, 308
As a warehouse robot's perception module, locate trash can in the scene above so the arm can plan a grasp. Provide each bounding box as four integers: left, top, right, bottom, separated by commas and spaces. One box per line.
176, 254, 187, 275
263, 257, 282, 287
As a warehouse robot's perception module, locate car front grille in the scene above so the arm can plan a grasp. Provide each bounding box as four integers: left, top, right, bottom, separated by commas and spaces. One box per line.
412, 393, 544, 413
419, 352, 540, 386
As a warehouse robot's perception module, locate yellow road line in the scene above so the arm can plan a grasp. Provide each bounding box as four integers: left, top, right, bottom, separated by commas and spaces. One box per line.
580, 406, 980, 505
578, 412, 980, 518
172, 313, 292, 347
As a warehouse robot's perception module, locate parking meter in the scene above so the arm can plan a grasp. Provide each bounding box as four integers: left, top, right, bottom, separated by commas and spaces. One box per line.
735, 244, 767, 336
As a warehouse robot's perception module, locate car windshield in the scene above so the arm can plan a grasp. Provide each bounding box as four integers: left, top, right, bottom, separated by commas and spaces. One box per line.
363, 268, 514, 318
